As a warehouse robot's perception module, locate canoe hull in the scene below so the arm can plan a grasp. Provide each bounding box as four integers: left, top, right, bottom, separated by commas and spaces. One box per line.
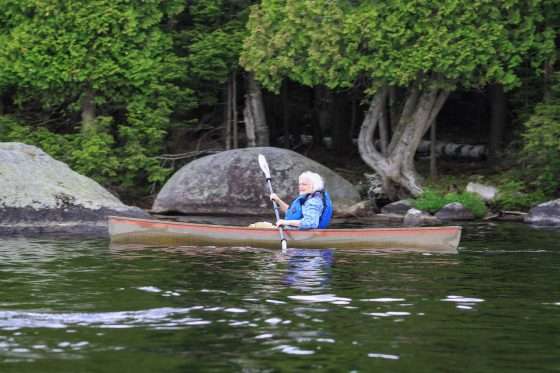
108, 216, 461, 253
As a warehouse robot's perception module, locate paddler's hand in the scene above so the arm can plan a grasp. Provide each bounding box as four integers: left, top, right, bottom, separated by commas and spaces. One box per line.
276, 219, 300, 228
276, 219, 287, 227
270, 193, 289, 213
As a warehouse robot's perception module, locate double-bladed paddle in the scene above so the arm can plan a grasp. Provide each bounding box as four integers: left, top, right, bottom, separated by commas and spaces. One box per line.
258, 154, 288, 252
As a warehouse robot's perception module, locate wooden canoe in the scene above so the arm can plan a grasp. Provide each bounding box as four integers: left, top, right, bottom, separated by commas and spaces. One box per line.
108, 216, 462, 253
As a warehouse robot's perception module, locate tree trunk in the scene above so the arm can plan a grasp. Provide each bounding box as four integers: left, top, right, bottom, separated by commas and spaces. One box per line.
244, 73, 269, 146
358, 85, 449, 199
313, 85, 331, 147
488, 83, 506, 164
378, 102, 389, 155
224, 78, 232, 149
332, 91, 353, 153
430, 120, 437, 179
282, 81, 290, 148
232, 71, 238, 149
388, 86, 398, 130
243, 103, 256, 147
81, 88, 96, 134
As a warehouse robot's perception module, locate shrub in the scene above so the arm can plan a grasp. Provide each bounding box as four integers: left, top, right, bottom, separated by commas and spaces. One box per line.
413, 188, 487, 218
520, 73, 560, 195
0, 115, 170, 192
412, 189, 446, 213
495, 180, 547, 210
443, 192, 487, 218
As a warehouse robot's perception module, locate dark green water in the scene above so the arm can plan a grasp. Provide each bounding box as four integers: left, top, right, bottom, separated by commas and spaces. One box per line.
0, 222, 559, 372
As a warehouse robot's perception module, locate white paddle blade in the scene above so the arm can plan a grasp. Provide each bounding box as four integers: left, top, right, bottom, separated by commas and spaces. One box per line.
258, 154, 271, 179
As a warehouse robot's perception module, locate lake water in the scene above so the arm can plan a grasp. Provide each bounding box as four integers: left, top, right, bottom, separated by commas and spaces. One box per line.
0, 222, 559, 372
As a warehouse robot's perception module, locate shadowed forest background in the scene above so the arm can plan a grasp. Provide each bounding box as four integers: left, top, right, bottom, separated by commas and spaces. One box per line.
0, 0, 558, 210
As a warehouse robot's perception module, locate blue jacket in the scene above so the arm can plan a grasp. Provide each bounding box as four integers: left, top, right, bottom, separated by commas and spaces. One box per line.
285, 191, 333, 229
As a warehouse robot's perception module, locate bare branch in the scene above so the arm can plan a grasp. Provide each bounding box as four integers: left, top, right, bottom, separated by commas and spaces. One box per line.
155, 149, 221, 161
358, 87, 388, 161
427, 90, 449, 130
388, 86, 419, 154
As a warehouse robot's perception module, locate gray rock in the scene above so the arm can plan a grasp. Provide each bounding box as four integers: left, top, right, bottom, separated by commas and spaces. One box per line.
152, 147, 361, 215
466, 182, 497, 202
380, 200, 413, 215
435, 202, 475, 221
403, 208, 440, 226
525, 199, 560, 226
0, 142, 149, 234
337, 200, 375, 217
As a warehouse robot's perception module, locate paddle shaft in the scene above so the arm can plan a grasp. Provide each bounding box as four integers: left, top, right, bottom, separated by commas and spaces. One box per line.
265, 177, 287, 248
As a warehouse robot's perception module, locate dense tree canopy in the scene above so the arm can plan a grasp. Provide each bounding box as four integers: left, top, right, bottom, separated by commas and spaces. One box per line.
522, 72, 560, 194
241, 0, 556, 197
243, 0, 554, 90
0, 0, 191, 189
0, 0, 556, 203
175, 0, 252, 107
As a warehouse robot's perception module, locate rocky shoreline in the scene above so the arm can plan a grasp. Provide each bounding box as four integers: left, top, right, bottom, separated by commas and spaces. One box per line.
0, 143, 149, 235
1, 143, 558, 236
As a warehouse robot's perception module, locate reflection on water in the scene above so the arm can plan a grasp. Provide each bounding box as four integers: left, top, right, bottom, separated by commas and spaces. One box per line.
110, 244, 336, 292
283, 248, 334, 291
0, 222, 559, 372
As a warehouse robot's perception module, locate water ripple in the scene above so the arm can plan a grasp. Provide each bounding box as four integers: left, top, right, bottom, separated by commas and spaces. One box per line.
368, 353, 399, 360
273, 344, 315, 355
0, 307, 201, 330
442, 295, 485, 303
288, 294, 352, 304
360, 298, 405, 302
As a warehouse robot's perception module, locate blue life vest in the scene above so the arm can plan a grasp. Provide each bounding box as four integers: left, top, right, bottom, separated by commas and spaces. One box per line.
285, 191, 333, 229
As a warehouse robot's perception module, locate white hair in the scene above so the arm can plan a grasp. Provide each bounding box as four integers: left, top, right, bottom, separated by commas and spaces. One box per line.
299, 171, 324, 192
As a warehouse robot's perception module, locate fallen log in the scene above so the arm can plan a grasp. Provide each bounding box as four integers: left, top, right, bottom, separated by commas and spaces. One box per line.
280, 135, 487, 160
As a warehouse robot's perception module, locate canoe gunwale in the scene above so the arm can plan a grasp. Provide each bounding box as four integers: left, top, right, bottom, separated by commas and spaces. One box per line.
108, 215, 460, 234
108, 216, 461, 253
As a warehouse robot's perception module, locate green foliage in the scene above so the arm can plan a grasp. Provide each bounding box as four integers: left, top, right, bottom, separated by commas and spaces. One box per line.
0, 0, 193, 193
520, 73, 560, 195
444, 192, 488, 219
494, 180, 548, 211
413, 188, 487, 218
421, 172, 550, 211
241, 0, 555, 92
0, 115, 171, 189
0, 0, 186, 103
186, 26, 245, 84
174, 0, 252, 106
240, 0, 555, 198
0, 116, 73, 163
412, 189, 446, 213
68, 117, 120, 183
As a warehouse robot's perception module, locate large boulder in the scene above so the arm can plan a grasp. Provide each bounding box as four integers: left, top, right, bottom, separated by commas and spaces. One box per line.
525, 199, 560, 226
152, 147, 361, 215
0, 142, 149, 234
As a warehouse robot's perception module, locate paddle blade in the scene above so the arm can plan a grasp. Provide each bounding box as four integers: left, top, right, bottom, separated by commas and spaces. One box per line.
258, 154, 271, 179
